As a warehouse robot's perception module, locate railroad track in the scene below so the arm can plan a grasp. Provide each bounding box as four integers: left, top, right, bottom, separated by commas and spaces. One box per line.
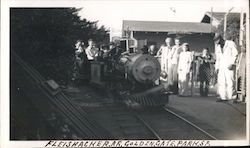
110, 105, 219, 140
110, 106, 158, 139
63, 82, 220, 140
79, 85, 220, 140
162, 107, 218, 140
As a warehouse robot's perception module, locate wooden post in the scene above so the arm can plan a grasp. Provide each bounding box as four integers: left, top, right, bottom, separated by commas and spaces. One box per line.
210, 7, 213, 32
239, 11, 244, 46
223, 15, 227, 39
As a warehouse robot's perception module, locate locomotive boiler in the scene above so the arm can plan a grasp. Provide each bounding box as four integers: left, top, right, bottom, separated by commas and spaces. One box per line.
116, 53, 161, 85
90, 52, 169, 106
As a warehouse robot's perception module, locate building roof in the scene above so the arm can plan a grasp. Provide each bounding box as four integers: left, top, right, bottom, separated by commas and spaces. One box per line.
122, 20, 214, 34
201, 12, 240, 23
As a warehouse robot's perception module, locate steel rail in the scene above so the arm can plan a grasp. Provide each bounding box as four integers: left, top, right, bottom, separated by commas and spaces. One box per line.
163, 107, 218, 140
132, 111, 162, 140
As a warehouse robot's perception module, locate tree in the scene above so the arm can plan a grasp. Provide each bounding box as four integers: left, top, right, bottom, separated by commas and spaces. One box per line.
216, 14, 240, 46
11, 8, 109, 85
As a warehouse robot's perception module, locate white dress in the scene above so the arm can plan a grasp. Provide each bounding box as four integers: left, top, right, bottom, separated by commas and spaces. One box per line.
178, 51, 193, 95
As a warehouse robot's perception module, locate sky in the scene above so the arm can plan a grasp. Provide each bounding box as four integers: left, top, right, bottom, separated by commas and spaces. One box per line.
77, 0, 248, 36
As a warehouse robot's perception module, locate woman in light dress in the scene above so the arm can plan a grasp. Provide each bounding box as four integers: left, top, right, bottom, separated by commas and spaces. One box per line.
178, 43, 193, 96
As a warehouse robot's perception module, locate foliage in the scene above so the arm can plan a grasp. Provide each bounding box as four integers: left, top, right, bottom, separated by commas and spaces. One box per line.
216, 15, 240, 45
11, 8, 109, 85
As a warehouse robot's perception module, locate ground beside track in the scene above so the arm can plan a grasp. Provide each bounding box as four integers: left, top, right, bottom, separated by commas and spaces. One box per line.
64, 84, 246, 140
168, 95, 246, 140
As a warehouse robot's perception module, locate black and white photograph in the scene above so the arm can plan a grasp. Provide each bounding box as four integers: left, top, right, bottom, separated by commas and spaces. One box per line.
1, 0, 249, 147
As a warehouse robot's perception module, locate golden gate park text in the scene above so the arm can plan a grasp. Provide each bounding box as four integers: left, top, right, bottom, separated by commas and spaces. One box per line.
45, 140, 210, 147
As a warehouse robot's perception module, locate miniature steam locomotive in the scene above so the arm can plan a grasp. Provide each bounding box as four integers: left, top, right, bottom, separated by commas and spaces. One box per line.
90, 50, 169, 106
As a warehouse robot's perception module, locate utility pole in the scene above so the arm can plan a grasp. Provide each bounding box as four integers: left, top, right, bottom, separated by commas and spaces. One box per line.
239, 11, 244, 46
210, 7, 213, 33
223, 7, 234, 39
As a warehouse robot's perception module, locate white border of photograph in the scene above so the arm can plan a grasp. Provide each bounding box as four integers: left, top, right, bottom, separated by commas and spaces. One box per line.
1, 0, 249, 147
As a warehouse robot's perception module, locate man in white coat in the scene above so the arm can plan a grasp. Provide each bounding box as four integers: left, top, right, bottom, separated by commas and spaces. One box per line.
157, 37, 172, 81
168, 38, 182, 94
217, 39, 238, 101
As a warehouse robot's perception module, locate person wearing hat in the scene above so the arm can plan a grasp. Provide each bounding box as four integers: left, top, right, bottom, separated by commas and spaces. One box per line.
178, 43, 193, 96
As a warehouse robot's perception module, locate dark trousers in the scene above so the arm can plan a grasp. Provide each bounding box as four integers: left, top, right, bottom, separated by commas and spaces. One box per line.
200, 79, 209, 96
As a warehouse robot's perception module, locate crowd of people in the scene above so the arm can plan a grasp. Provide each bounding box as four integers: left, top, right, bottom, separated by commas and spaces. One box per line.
154, 34, 240, 103
155, 37, 195, 96
74, 34, 242, 102
73, 39, 124, 81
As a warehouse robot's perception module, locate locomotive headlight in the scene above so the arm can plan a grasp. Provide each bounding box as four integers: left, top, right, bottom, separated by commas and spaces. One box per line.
142, 66, 153, 75
126, 54, 161, 84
